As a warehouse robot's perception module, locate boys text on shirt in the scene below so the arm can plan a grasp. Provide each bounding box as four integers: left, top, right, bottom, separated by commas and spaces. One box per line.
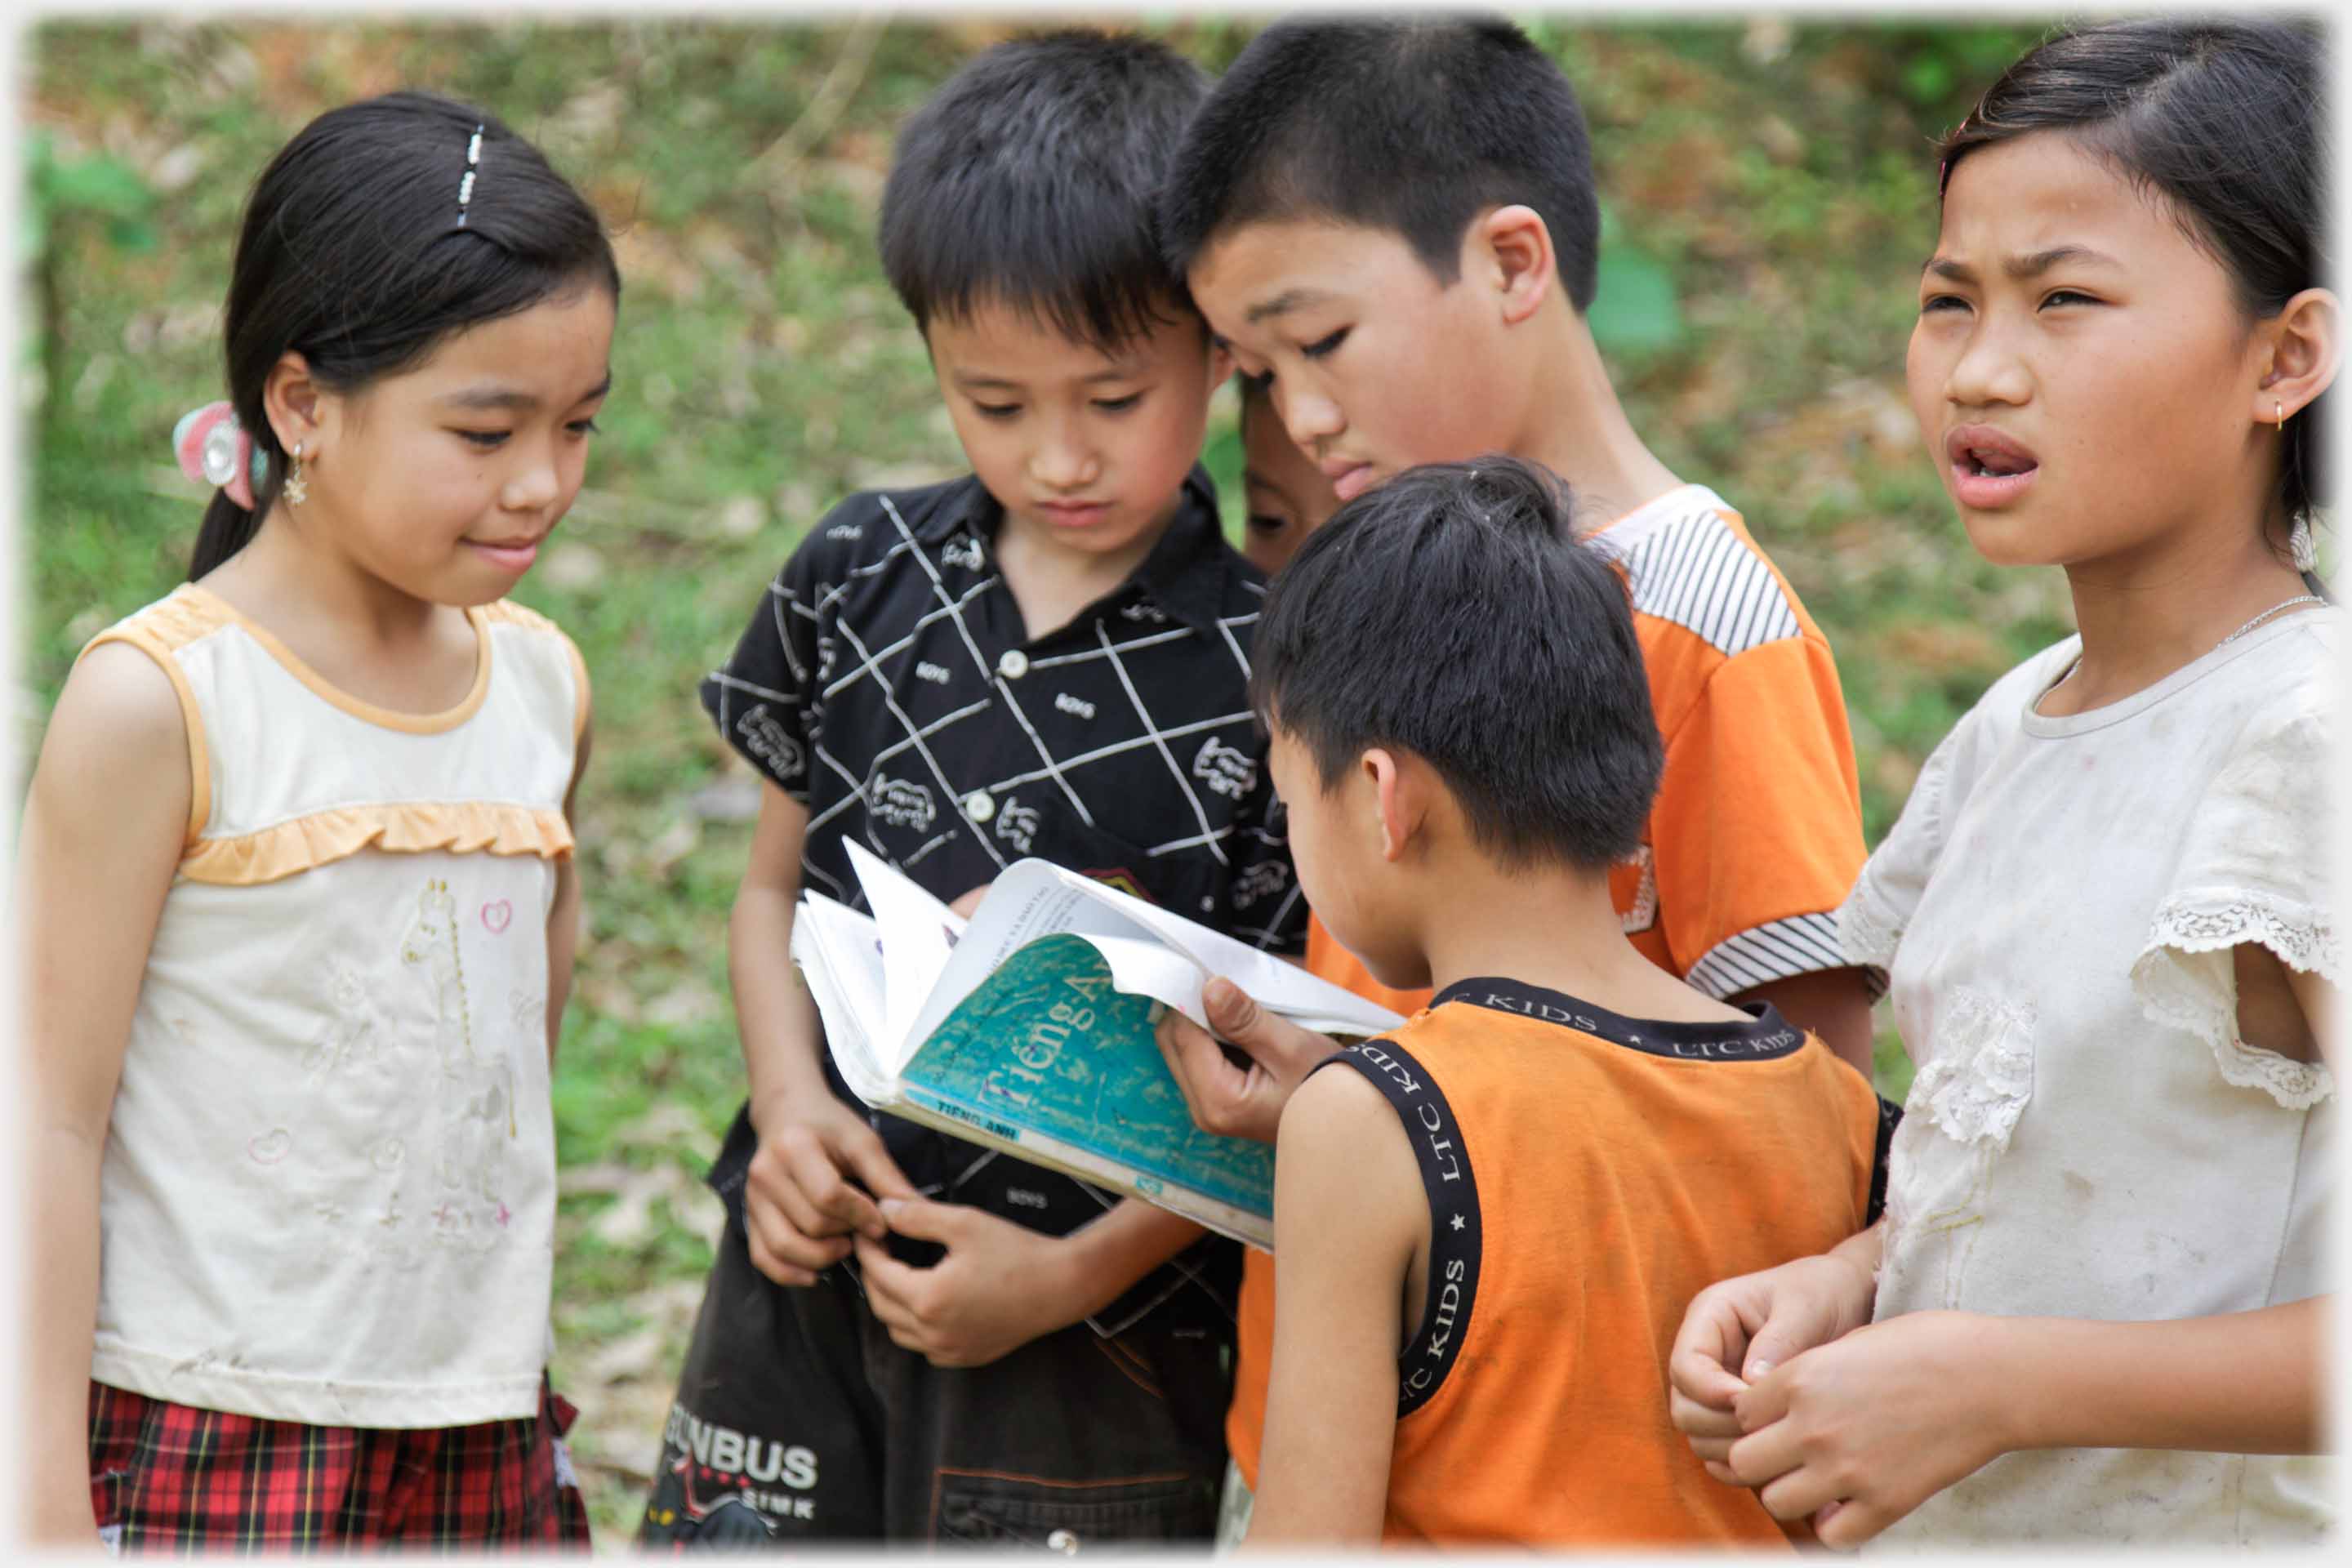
86, 585, 586, 1428
1301, 981, 1889, 1545
1839, 609, 2337, 1546
1240, 481, 1872, 1476
697, 465, 1307, 1330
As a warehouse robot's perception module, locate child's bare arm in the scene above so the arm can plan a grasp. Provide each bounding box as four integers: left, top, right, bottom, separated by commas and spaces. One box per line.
730, 782, 915, 1285
1246, 1065, 1422, 1546
16, 644, 192, 1544
1735, 968, 1876, 1078
1727, 1293, 2330, 1548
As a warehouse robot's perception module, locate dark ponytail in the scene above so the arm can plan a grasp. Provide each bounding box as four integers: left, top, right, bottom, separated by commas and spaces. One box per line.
189, 90, 621, 580
1936, 17, 2329, 555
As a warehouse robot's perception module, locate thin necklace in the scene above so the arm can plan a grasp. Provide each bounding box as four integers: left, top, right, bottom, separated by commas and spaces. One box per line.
2044, 592, 2326, 704
2216, 593, 2327, 645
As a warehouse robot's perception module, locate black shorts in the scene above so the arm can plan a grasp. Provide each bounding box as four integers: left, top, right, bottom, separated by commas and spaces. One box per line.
639, 1110, 1235, 1547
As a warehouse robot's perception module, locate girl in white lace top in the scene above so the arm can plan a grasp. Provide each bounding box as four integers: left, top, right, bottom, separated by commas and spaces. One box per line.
1663, 17, 2337, 1548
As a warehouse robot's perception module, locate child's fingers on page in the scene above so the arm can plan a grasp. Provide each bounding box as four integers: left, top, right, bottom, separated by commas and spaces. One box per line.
1154, 1015, 1218, 1126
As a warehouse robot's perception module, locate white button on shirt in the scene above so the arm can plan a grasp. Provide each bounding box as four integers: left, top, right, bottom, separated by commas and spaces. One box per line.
996, 649, 1029, 679
964, 791, 996, 824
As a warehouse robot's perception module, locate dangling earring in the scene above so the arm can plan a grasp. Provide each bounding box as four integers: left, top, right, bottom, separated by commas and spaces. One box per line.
283, 442, 308, 506
2277, 399, 2287, 433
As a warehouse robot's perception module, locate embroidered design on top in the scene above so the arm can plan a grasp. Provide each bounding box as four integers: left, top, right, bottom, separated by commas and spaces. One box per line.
996, 796, 1040, 853
399, 878, 512, 1244
1121, 597, 1169, 623
737, 706, 808, 782
869, 773, 937, 831
826, 523, 862, 541
302, 960, 384, 1082
1192, 737, 1259, 800
1232, 860, 1290, 910
247, 1127, 294, 1165
942, 535, 985, 572
1618, 845, 1659, 935
1883, 984, 2038, 1311
1054, 692, 1095, 720
915, 661, 952, 685
481, 899, 513, 934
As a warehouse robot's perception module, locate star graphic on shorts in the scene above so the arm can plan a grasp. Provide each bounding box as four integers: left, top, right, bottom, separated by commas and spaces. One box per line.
1450, 1214, 1467, 1232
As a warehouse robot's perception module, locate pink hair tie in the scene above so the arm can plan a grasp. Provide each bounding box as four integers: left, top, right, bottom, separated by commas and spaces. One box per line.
172, 402, 264, 510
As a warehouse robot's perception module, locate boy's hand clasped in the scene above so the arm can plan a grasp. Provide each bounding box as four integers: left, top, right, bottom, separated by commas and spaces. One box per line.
743, 1094, 917, 1286
853, 1197, 1091, 1368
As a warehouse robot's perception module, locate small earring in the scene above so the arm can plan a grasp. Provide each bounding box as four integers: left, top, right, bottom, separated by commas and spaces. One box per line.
2277, 399, 2287, 433
284, 443, 308, 506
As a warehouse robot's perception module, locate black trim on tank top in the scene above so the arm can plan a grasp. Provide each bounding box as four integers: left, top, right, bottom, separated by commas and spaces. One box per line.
1431, 978, 1807, 1062
1310, 1036, 1482, 1419
1868, 1094, 1903, 1226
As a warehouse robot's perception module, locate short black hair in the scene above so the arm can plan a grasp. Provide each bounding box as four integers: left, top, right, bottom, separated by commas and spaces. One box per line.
1161, 16, 1601, 310
1940, 16, 2329, 530
1252, 457, 1662, 871
879, 29, 1209, 350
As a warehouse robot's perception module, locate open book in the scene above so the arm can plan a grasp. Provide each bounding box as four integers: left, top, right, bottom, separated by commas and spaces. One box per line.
791, 842, 1403, 1249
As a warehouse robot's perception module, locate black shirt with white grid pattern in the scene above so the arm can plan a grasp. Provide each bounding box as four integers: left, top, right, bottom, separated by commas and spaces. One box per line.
698, 464, 1303, 1334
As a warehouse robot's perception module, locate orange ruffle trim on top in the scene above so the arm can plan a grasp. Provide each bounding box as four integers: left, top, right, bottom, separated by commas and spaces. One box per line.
179, 801, 574, 887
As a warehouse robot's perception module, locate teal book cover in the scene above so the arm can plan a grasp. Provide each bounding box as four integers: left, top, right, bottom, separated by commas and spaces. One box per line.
901, 933, 1276, 1223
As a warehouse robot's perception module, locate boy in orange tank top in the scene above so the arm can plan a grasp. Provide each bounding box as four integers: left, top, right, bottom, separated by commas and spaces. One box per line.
1238, 458, 1895, 1546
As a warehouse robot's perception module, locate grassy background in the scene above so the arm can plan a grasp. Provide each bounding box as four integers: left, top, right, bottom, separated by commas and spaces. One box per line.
21, 16, 2063, 1545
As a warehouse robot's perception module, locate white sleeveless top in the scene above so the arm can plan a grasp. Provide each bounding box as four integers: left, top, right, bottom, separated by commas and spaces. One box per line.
1839, 611, 2336, 1547
87, 584, 586, 1428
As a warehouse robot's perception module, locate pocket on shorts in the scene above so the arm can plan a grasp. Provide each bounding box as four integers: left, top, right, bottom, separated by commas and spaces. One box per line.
933, 1469, 1216, 1548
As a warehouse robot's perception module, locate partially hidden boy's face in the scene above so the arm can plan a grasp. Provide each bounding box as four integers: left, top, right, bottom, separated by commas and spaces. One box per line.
1267, 720, 1426, 991
1240, 385, 1339, 576
928, 297, 1226, 566
1191, 216, 1517, 508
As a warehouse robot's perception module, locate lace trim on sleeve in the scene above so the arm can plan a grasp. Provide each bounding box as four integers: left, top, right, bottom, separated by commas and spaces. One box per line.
1835, 876, 1905, 976
2131, 892, 2340, 1111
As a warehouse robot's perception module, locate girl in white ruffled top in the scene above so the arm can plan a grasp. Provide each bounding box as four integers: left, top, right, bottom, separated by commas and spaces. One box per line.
1664, 17, 2338, 1549
17, 93, 618, 1550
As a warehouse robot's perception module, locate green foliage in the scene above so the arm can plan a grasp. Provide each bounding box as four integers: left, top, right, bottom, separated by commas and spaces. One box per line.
1588, 204, 1686, 360
24, 129, 159, 261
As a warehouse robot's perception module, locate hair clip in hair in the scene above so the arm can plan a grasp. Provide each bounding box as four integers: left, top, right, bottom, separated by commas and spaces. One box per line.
172, 402, 266, 510
457, 123, 483, 226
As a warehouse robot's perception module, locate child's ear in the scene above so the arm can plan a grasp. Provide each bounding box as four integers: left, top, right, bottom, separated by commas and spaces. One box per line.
1361, 746, 1429, 862
1205, 328, 1236, 387
2257, 287, 2340, 423
262, 350, 327, 457
1477, 204, 1557, 327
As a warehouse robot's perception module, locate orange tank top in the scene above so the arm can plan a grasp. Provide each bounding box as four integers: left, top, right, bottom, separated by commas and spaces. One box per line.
1306, 981, 1886, 1545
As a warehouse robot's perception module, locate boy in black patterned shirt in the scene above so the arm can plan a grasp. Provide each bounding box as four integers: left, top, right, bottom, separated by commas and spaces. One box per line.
640, 31, 1304, 1548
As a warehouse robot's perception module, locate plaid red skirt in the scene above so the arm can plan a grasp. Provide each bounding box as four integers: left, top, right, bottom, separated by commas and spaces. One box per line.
87, 1376, 592, 1552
